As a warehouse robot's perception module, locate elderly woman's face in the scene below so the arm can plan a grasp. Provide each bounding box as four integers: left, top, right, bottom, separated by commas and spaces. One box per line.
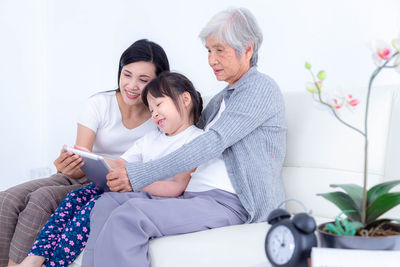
206, 36, 252, 87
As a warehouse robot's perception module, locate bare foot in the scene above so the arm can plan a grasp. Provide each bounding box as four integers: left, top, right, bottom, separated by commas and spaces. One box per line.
10, 255, 45, 267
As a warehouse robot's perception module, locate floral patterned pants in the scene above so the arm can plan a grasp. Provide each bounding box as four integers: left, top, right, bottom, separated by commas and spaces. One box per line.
28, 184, 101, 267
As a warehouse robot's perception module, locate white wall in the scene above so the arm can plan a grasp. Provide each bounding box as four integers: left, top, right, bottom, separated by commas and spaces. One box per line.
0, 0, 49, 190
1, 0, 400, 190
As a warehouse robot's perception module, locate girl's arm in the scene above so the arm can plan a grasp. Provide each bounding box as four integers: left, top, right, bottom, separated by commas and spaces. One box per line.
54, 124, 96, 179
141, 169, 195, 197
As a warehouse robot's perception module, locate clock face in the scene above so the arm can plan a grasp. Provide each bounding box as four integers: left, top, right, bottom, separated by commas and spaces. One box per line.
266, 225, 295, 265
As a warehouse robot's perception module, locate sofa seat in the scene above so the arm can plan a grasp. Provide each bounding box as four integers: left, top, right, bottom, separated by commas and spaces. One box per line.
70, 217, 330, 267
69, 85, 400, 266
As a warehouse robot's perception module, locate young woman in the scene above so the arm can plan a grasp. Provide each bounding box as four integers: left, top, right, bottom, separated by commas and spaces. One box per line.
83, 7, 287, 267
16, 71, 204, 267
0, 39, 170, 266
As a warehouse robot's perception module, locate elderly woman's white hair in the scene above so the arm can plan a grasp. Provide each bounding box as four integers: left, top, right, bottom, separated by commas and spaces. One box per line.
199, 7, 263, 66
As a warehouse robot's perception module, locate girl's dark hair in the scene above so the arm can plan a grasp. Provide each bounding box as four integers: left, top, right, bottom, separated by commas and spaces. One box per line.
117, 39, 170, 90
142, 72, 203, 125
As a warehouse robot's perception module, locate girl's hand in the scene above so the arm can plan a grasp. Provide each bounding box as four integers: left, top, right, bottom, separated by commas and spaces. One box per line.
53, 145, 85, 179
106, 167, 133, 192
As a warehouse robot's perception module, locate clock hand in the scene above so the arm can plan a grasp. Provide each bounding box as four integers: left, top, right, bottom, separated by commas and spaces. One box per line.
279, 235, 284, 246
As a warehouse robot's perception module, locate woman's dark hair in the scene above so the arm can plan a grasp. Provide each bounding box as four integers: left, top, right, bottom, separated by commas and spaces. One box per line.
142, 72, 203, 125
117, 39, 170, 90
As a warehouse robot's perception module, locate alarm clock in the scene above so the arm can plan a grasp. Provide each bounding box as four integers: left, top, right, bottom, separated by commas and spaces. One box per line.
265, 200, 317, 267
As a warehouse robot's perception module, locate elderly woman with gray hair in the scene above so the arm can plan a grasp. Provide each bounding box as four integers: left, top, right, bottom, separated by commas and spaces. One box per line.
82, 7, 287, 267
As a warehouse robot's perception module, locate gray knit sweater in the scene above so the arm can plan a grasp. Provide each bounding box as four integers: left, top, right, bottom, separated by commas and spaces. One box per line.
126, 67, 287, 223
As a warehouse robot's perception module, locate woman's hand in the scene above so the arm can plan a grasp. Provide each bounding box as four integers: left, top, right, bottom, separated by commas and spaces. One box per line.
73, 144, 91, 152
53, 145, 85, 179
106, 167, 133, 192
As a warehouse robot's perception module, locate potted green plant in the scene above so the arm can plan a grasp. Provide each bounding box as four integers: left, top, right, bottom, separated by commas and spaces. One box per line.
305, 36, 400, 250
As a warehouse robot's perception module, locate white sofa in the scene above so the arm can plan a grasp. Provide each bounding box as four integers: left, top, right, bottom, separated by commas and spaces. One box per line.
70, 85, 400, 267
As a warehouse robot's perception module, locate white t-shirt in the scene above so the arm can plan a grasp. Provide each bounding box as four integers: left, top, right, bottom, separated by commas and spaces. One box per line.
186, 100, 236, 193
121, 126, 204, 181
78, 91, 156, 159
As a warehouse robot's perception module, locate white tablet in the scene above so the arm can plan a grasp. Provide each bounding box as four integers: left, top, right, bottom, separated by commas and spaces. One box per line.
64, 147, 111, 192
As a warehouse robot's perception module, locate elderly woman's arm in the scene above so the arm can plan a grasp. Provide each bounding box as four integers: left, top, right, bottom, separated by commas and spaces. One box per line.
126, 72, 284, 191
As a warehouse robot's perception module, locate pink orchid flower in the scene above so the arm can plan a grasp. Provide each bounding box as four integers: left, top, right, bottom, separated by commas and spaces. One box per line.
330, 98, 344, 109
377, 47, 391, 60
347, 94, 360, 107
371, 40, 394, 66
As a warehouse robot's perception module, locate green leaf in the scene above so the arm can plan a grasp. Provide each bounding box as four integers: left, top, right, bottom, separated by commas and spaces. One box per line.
317, 70, 326, 81
305, 62, 312, 70
317, 192, 361, 221
367, 180, 400, 205
330, 184, 363, 210
366, 192, 400, 224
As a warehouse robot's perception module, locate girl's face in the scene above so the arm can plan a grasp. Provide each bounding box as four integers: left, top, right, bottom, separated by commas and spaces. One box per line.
119, 61, 156, 106
147, 92, 192, 136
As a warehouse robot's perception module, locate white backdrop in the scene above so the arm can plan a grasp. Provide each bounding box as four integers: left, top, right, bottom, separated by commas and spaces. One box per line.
1, 0, 400, 190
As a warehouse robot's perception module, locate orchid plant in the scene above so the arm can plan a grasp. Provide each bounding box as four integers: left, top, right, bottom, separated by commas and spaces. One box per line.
305, 35, 400, 236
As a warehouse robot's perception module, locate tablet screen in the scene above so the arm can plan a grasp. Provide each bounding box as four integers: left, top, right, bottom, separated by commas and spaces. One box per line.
64, 147, 111, 192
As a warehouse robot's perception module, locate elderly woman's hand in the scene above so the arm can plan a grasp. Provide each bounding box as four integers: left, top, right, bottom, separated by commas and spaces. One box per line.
106, 167, 134, 192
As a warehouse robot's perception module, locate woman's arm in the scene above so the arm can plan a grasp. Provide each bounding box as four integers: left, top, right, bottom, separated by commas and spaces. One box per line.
125, 74, 284, 190
141, 169, 194, 197
75, 123, 96, 150
53, 124, 96, 179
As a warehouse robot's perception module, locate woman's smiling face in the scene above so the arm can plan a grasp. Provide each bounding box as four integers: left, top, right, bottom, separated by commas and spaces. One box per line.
119, 61, 156, 106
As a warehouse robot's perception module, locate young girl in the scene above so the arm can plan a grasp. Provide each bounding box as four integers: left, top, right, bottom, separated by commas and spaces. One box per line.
15, 71, 204, 267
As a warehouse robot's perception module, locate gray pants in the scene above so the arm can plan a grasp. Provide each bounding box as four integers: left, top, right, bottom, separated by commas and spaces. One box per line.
82, 189, 248, 267
0, 173, 88, 266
